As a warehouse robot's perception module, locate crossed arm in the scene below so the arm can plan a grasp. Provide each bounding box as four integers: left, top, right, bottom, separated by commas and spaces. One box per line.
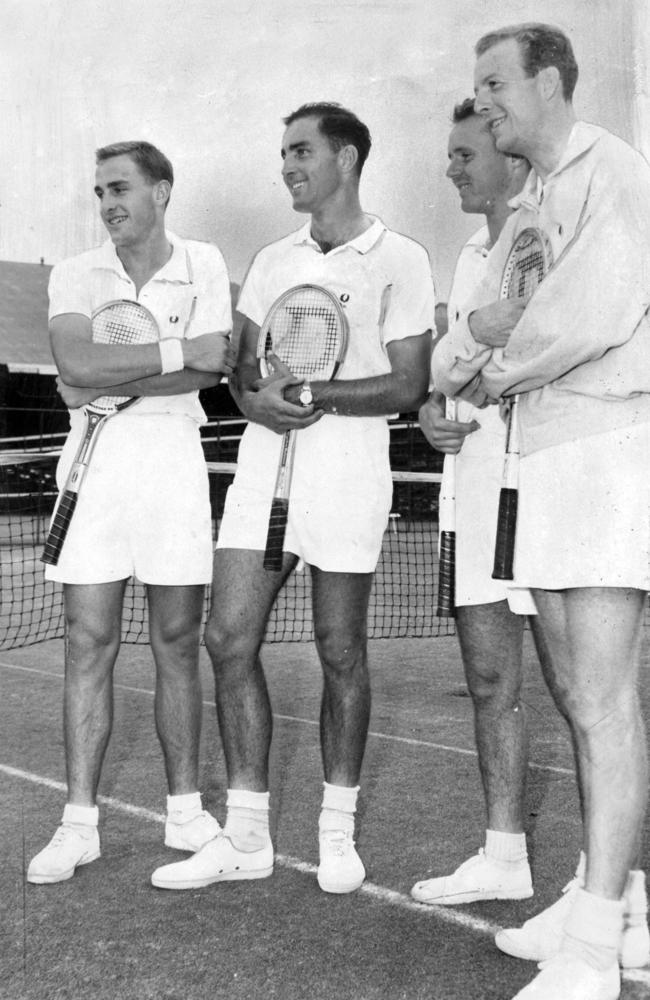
51, 312, 236, 408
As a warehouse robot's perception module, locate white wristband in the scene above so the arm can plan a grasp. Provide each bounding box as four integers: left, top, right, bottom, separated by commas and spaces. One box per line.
159, 338, 184, 375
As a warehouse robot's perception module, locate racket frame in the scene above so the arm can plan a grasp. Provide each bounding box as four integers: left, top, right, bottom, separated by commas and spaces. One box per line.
436, 397, 457, 617
492, 228, 553, 581
257, 284, 349, 572
41, 300, 160, 566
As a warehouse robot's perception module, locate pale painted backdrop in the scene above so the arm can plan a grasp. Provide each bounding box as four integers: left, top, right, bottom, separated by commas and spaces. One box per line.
0, 0, 645, 301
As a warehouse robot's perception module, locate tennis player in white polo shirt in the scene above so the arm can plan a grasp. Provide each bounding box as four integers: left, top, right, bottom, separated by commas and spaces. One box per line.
28, 141, 235, 886
152, 102, 435, 896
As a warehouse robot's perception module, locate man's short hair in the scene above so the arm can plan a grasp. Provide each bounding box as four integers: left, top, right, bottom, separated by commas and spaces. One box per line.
475, 23, 578, 101
283, 102, 372, 176
452, 97, 481, 124
95, 141, 174, 201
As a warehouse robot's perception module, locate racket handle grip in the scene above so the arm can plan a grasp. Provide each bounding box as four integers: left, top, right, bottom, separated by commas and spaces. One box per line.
436, 531, 456, 618
263, 498, 289, 572
41, 490, 78, 566
492, 488, 518, 581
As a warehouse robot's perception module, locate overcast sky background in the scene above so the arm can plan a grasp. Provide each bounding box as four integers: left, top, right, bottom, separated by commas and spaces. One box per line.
0, 0, 644, 301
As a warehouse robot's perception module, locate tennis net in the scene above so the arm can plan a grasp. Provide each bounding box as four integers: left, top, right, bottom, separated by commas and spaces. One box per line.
0, 417, 451, 650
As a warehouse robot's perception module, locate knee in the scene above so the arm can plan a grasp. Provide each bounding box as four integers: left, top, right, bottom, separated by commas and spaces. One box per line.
204, 614, 257, 678
465, 662, 521, 712
315, 624, 366, 680
567, 686, 640, 741
65, 610, 120, 662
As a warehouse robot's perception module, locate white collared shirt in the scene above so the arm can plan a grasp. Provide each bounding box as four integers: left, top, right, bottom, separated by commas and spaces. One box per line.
237, 216, 435, 383
48, 231, 232, 425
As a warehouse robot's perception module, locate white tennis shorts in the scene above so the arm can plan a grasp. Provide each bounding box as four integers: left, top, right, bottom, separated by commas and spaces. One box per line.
445, 404, 536, 614
216, 420, 393, 573
45, 413, 213, 586
514, 421, 650, 591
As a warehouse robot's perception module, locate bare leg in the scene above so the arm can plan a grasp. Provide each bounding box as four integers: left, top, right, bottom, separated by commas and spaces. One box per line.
456, 600, 527, 833
148, 584, 205, 795
205, 549, 298, 791
311, 569, 373, 786
63, 581, 126, 804
532, 587, 647, 899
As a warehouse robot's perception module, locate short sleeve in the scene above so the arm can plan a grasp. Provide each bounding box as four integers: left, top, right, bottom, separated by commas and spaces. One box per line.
48, 257, 92, 321
381, 239, 436, 346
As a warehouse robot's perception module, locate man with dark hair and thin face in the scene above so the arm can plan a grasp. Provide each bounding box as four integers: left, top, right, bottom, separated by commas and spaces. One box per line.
28, 140, 235, 886
151, 103, 435, 897
433, 23, 650, 1000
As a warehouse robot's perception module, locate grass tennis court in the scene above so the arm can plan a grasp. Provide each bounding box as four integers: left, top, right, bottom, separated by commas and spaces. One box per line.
3, 631, 650, 1000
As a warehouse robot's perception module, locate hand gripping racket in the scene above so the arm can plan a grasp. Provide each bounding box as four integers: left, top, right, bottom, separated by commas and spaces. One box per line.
257, 284, 349, 572
492, 227, 553, 580
41, 300, 161, 566
436, 397, 457, 617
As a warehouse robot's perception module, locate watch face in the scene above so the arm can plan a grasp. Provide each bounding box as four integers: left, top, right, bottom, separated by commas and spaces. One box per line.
299, 385, 312, 405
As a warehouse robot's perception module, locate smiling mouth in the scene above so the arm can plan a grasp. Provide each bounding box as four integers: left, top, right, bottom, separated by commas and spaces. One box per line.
289, 181, 306, 194
107, 215, 128, 225
490, 116, 506, 132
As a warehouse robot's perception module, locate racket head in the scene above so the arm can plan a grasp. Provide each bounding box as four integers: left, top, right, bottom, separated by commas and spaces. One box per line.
500, 227, 554, 301
90, 300, 160, 413
257, 284, 349, 381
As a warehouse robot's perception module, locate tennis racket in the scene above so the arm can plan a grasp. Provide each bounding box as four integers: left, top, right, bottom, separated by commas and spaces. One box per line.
492, 227, 553, 580
258, 284, 349, 572
436, 397, 457, 617
41, 300, 161, 566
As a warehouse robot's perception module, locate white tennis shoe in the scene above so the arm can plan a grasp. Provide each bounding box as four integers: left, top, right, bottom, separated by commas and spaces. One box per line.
27, 823, 101, 884
151, 834, 274, 890
511, 954, 620, 1000
164, 810, 221, 852
496, 871, 650, 969
411, 848, 533, 906
317, 830, 365, 894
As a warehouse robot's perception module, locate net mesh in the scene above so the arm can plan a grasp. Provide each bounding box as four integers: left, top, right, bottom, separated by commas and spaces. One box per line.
0, 416, 452, 650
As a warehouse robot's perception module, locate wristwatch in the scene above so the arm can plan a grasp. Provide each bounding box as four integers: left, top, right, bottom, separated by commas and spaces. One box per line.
299, 383, 313, 407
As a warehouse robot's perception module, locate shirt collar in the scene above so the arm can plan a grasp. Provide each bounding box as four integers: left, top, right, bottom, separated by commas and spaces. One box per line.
292, 215, 387, 255
94, 230, 193, 283
507, 121, 605, 213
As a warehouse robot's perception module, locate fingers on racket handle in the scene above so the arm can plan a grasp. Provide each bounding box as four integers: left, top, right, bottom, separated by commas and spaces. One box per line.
263, 498, 289, 572
436, 531, 456, 618
41, 491, 78, 566
492, 488, 518, 581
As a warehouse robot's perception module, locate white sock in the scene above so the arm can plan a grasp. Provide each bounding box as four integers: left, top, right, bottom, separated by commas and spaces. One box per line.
167, 791, 202, 820
63, 803, 99, 827
624, 870, 648, 919
485, 829, 528, 866
563, 887, 624, 971
223, 789, 271, 852
319, 782, 359, 835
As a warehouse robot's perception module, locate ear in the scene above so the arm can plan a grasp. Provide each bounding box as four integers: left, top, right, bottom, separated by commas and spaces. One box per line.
338, 143, 359, 175
538, 64, 561, 101
154, 179, 171, 207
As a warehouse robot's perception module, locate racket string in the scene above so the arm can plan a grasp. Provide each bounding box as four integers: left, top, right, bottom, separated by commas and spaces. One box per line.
266, 291, 343, 379
90, 302, 160, 410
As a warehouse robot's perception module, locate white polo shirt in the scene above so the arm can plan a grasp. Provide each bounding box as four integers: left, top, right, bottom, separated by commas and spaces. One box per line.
218, 217, 435, 571
48, 231, 232, 430
236, 216, 435, 476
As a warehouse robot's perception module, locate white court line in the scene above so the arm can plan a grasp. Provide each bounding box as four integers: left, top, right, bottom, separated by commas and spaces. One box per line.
1, 661, 574, 777
3, 761, 650, 990
0, 761, 520, 940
